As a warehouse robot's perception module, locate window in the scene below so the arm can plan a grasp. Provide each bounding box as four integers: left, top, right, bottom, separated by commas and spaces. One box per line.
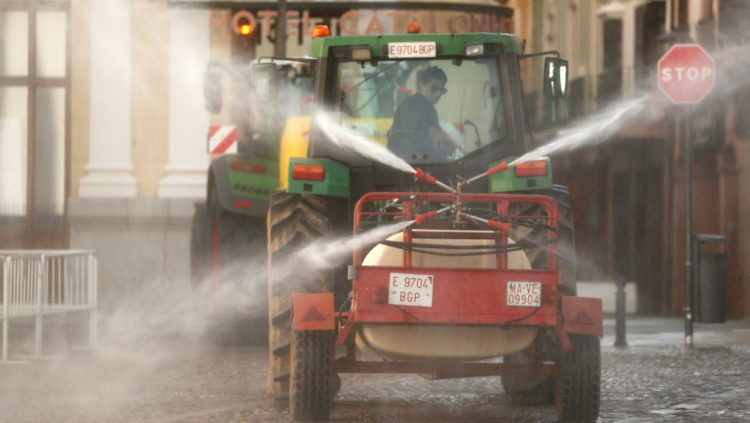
0, 1, 69, 248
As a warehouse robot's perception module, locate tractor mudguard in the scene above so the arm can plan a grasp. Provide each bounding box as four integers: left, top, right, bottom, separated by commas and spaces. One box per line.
209, 154, 278, 217
293, 293, 335, 331
561, 296, 603, 337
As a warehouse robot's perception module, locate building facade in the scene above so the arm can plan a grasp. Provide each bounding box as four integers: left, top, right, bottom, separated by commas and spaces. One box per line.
515, 0, 750, 317
0, 0, 513, 306
1, 0, 748, 316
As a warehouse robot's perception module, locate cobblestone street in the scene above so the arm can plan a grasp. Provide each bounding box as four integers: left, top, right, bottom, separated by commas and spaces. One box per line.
1, 317, 748, 422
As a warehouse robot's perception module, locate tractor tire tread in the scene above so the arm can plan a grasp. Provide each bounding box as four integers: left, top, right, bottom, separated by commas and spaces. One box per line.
290, 330, 336, 421
557, 334, 601, 423
267, 193, 334, 400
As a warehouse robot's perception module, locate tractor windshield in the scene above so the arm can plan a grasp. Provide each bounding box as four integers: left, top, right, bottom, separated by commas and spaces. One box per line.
335, 58, 508, 164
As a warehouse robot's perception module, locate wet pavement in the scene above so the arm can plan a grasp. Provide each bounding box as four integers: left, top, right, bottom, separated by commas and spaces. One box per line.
1, 317, 748, 422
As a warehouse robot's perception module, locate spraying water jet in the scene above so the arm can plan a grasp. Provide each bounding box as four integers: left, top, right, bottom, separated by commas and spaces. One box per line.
510, 95, 654, 165
314, 111, 417, 175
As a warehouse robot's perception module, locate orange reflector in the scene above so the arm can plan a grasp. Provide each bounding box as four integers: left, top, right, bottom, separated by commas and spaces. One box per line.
292, 164, 325, 181
240, 24, 252, 35
515, 160, 548, 177
233, 201, 253, 208
312, 25, 330, 38
407, 22, 422, 34
542, 284, 557, 302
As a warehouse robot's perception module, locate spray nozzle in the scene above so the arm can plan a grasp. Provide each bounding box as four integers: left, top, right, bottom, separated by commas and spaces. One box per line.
458, 211, 512, 233
487, 219, 511, 233
414, 168, 436, 184
485, 161, 509, 176
415, 210, 438, 225
414, 168, 456, 193
460, 161, 510, 188
414, 206, 452, 225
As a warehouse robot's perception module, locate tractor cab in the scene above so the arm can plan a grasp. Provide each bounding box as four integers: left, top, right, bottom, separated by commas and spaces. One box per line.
294, 31, 568, 194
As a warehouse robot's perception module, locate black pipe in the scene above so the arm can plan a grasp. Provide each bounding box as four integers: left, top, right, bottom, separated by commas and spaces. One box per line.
614, 276, 627, 347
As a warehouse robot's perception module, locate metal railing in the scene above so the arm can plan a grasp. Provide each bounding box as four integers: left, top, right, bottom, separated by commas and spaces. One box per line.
0, 250, 97, 362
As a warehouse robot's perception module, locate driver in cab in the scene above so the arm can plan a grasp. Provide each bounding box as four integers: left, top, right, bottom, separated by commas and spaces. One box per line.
388, 66, 454, 162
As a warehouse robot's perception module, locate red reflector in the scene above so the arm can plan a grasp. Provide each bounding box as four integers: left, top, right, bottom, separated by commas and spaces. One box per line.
233, 201, 253, 208
312, 25, 330, 38
231, 161, 268, 174
292, 164, 325, 181
302, 306, 327, 322
515, 160, 548, 177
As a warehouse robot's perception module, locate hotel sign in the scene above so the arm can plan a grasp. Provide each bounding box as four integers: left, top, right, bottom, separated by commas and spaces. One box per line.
208, 9, 511, 38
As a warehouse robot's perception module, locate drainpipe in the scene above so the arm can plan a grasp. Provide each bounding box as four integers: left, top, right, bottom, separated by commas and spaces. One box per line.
276, 0, 287, 58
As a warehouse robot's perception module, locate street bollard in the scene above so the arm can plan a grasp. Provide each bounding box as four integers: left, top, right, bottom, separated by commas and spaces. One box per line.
614, 277, 628, 347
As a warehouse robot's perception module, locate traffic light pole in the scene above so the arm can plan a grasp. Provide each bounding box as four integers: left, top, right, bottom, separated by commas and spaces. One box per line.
683, 107, 694, 348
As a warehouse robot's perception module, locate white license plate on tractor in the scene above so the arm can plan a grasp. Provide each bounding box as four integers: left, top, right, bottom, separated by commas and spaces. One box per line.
506, 281, 541, 307
387, 42, 437, 58
388, 272, 433, 307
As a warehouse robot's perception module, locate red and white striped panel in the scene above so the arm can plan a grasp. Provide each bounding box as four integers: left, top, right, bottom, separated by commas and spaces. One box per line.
208, 125, 238, 154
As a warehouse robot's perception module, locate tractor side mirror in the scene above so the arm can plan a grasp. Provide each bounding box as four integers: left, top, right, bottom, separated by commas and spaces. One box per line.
203, 66, 222, 114
543, 57, 568, 98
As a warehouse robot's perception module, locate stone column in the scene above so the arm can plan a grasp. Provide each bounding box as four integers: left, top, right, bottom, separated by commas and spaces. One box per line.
158, 9, 210, 198
78, 0, 138, 197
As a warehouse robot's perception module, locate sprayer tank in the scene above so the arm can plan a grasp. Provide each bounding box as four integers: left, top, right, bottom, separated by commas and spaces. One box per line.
355, 231, 537, 360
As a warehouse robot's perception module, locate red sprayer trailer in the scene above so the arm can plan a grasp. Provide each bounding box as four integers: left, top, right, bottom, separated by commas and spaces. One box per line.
290, 166, 602, 422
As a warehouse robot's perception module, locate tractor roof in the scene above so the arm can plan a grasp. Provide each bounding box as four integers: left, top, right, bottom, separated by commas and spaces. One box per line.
309, 32, 522, 58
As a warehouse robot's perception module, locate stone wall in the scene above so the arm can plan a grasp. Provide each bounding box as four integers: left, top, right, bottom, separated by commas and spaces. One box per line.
68, 197, 197, 310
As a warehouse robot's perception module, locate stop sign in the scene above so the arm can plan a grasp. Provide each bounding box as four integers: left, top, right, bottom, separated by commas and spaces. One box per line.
658, 44, 715, 104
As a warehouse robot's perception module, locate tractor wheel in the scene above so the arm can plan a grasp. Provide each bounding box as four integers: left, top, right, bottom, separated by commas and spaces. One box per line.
266, 193, 338, 400
203, 187, 267, 346
556, 334, 601, 423
502, 185, 576, 404
190, 202, 210, 289
289, 330, 336, 421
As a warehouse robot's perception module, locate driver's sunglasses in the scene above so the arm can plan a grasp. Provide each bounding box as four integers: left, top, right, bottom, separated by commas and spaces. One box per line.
430, 84, 447, 95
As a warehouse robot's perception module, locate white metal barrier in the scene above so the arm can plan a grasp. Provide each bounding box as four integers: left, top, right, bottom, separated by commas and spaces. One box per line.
0, 250, 97, 361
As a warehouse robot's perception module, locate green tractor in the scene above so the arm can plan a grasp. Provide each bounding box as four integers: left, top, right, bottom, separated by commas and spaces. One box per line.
265, 29, 600, 423
190, 59, 315, 344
